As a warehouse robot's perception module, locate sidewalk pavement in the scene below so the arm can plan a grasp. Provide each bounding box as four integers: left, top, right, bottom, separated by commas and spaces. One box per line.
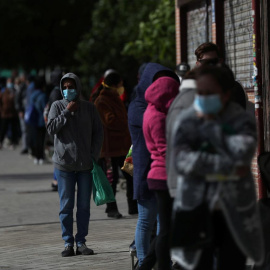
0, 146, 137, 270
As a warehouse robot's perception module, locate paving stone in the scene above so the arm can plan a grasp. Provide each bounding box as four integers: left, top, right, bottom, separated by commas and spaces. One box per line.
0, 146, 137, 270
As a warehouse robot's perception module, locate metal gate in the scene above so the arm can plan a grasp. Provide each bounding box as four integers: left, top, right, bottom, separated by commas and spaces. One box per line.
224, 0, 253, 89
187, 1, 212, 68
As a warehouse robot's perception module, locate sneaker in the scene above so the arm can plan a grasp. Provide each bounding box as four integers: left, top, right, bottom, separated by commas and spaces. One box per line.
76, 244, 94, 255
38, 159, 44, 165
129, 240, 136, 253
33, 158, 38, 165
61, 246, 75, 257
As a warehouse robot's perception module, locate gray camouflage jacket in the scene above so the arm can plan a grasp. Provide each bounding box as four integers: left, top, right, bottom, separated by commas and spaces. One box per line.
172, 102, 264, 269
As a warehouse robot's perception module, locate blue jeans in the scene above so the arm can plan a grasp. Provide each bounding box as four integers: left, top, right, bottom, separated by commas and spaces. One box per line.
55, 168, 92, 247
135, 198, 160, 266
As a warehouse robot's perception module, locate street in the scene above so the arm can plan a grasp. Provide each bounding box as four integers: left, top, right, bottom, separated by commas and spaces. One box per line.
0, 146, 136, 270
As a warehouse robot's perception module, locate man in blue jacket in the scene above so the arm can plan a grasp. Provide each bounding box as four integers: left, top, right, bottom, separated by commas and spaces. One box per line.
47, 73, 103, 257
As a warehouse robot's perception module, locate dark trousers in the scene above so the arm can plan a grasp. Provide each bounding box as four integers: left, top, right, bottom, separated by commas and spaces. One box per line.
139, 236, 157, 270
26, 123, 36, 154
0, 117, 18, 145
99, 156, 136, 212
33, 127, 46, 159
195, 211, 246, 270
155, 189, 173, 270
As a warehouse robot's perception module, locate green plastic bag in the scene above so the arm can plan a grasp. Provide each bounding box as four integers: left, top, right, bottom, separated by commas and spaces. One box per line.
92, 160, 116, 206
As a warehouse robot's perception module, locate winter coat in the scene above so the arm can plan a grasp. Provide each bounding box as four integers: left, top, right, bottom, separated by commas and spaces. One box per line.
94, 88, 131, 158
171, 102, 264, 269
47, 73, 103, 172
0, 88, 17, 118
143, 76, 180, 190
128, 63, 172, 200
166, 79, 197, 197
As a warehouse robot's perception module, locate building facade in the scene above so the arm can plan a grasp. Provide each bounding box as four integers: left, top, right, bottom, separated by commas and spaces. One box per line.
175, 0, 270, 198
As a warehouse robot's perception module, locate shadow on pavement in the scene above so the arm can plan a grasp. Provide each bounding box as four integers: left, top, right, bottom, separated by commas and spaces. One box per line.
0, 173, 52, 180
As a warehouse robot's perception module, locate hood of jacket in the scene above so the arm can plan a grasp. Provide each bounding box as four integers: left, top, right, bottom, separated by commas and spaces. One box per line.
136, 63, 172, 101
145, 76, 180, 114
60, 73, 82, 100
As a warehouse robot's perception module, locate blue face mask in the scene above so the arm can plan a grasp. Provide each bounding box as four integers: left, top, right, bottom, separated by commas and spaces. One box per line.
63, 89, 77, 101
193, 94, 222, 114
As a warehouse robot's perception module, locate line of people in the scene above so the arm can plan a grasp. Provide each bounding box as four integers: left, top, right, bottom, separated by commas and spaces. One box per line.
2, 41, 263, 270
45, 42, 263, 270
127, 42, 262, 270
0, 73, 48, 162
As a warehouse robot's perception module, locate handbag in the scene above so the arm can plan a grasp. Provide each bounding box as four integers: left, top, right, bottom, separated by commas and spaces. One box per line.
121, 145, 133, 176
92, 160, 116, 206
170, 185, 213, 250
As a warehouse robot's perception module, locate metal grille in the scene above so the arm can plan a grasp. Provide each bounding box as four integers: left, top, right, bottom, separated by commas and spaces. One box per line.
187, 2, 212, 68
224, 0, 253, 88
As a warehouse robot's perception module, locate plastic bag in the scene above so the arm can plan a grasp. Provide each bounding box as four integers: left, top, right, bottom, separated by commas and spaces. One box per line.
92, 160, 116, 206
121, 145, 133, 176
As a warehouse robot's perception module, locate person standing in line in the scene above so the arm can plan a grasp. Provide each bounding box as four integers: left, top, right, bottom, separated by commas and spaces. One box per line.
29, 76, 48, 165
24, 75, 36, 157
47, 73, 103, 257
15, 74, 28, 154
129, 63, 174, 268
166, 70, 197, 199
195, 42, 222, 67
0, 78, 18, 149
94, 71, 137, 219
172, 65, 264, 270
142, 69, 180, 270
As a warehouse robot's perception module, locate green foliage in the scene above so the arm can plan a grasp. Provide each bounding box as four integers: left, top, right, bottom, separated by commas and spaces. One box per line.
122, 0, 176, 69
74, 0, 161, 84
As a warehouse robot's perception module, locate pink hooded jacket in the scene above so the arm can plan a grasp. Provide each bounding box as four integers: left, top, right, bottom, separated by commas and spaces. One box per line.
143, 76, 180, 190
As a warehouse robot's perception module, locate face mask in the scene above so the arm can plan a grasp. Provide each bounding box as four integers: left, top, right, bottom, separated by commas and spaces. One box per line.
117, 86, 125, 96
63, 89, 77, 101
7, 83, 13, 89
193, 94, 222, 115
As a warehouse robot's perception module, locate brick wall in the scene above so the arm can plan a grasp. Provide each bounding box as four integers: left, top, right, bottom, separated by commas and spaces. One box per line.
175, 0, 181, 64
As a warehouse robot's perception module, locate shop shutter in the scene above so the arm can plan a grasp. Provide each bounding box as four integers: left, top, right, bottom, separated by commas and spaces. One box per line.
187, 1, 212, 68
224, 0, 253, 88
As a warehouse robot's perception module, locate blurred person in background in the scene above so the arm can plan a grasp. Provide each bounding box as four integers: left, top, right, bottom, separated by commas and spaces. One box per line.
29, 76, 48, 165
15, 74, 28, 154
195, 42, 222, 67
25, 75, 36, 157
94, 70, 137, 219
171, 65, 264, 270
44, 68, 63, 191
166, 70, 197, 201
0, 78, 18, 149
175, 62, 190, 82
